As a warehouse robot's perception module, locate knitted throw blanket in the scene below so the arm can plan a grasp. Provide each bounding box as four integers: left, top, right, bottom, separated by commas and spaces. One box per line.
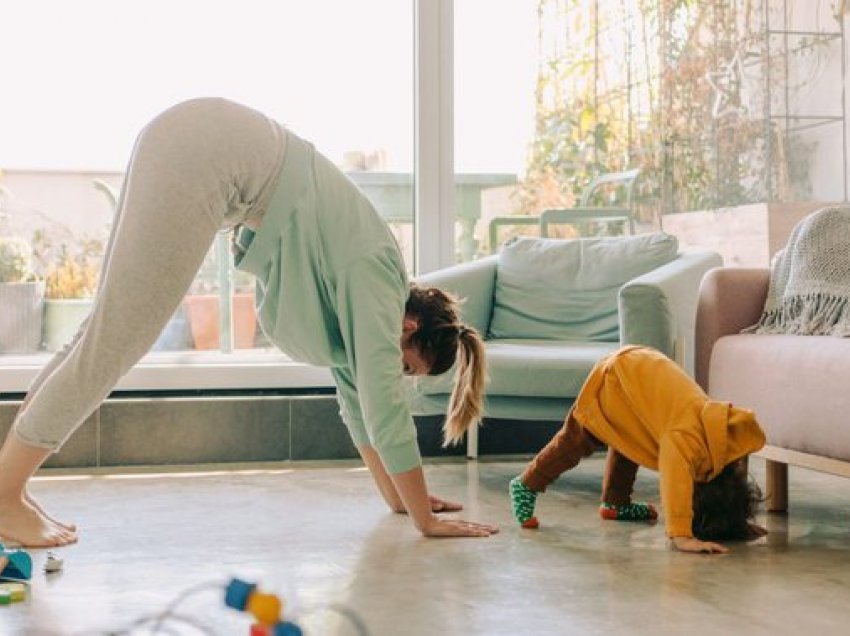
744, 205, 850, 337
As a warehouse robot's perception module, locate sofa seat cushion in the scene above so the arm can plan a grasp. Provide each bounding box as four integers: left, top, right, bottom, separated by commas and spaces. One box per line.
417, 338, 619, 399
709, 334, 850, 461
489, 234, 678, 341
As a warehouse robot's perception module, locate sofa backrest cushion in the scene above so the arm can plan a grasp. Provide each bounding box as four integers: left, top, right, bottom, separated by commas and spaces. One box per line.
489, 233, 679, 341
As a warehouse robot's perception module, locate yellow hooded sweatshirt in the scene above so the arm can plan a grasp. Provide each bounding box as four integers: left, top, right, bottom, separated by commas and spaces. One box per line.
572, 346, 766, 537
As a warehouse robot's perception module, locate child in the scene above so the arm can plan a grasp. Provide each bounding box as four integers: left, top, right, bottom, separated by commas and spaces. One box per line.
0, 98, 497, 547
509, 345, 766, 554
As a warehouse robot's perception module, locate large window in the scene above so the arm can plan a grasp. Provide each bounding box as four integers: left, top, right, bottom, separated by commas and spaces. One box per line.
454, 0, 848, 264
453, 0, 537, 261
0, 0, 414, 389
3, 0, 847, 391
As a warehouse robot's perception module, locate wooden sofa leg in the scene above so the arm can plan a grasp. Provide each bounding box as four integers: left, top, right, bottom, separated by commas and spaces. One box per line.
765, 459, 789, 513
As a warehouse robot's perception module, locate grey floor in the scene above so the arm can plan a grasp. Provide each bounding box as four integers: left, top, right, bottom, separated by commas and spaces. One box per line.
3, 456, 850, 636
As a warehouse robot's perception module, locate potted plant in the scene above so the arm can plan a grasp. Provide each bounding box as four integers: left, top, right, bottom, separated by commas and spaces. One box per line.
0, 236, 44, 353
182, 240, 257, 350
42, 244, 99, 352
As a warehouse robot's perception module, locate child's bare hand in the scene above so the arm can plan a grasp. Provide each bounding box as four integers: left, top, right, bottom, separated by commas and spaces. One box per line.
747, 522, 768, 539
420, 516, 499, 538
671, 536, 729, 554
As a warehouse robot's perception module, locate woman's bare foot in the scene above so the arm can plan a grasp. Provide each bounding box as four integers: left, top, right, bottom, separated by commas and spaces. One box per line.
0, 496, 77, 547
25, 490, 77, 532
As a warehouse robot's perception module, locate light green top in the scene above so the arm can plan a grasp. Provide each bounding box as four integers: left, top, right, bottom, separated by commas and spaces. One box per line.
235, 129, 421, 474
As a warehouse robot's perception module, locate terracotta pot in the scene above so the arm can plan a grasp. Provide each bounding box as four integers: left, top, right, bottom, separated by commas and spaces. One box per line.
183, 292, 257, 350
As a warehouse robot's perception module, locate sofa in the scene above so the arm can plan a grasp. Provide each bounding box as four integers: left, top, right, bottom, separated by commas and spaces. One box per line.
696, 267, 850, 511
412, 234, 722, 457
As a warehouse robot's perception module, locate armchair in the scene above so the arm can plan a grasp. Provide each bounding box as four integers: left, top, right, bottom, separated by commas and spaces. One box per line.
488, 169, 640, 253
696, 267, 850, 512
413, 234, 722, 458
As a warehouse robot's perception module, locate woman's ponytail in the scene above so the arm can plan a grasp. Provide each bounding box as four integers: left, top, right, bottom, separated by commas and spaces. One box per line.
443, 326, 486, 447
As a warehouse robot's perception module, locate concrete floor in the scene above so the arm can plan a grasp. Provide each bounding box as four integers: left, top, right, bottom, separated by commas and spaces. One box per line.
2, 456, 850, 636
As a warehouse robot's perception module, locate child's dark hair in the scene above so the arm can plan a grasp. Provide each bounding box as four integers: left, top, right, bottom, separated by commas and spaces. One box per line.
405, 283, 486, 447
692, 460, 763, 541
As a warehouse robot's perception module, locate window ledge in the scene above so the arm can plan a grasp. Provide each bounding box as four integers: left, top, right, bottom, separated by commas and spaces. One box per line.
0, 351, 334, 393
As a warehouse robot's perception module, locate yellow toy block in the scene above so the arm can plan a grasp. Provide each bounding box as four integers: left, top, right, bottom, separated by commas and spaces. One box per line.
246, 591, 282, 626
0, 583, 26, 603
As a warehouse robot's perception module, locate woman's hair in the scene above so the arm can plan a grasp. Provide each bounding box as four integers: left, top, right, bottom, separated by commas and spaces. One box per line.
692, 460, 763, 541
405, 283, 486, 447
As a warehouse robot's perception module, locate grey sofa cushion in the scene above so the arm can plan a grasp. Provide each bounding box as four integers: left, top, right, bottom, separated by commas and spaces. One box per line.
489, 234, 679, 341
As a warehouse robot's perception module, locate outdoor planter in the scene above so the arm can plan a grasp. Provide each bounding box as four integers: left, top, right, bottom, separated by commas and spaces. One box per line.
0, 282, 45, 353
42, 298, 93, 352
183, 292, 257, 350
660, 201, 830, 268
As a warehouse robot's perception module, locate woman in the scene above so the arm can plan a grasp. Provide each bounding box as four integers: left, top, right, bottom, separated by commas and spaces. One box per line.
0, 98, 497, 547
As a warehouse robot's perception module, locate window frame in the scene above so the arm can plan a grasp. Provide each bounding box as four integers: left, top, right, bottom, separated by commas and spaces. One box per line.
1, 0, 455, 394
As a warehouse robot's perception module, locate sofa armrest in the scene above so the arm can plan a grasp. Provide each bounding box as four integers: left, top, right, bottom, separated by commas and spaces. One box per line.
694, 267, 769, 391
618, 250, 723, 377
414, 255, 498, 335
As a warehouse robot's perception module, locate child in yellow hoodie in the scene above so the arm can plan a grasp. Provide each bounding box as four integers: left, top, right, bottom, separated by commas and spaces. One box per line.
509, 345, 767, 554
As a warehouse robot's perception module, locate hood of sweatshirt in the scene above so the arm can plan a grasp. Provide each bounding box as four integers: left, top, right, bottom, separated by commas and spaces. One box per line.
701, 401, 766, 480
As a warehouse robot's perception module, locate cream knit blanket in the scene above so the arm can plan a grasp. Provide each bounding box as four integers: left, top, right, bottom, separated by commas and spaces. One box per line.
744, 205, 850, 336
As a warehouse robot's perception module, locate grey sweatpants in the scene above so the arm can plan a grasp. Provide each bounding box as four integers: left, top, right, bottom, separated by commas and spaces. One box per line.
14, 98, 287, 449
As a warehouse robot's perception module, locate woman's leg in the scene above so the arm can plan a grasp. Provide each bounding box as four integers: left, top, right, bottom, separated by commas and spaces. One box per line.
0, 98, 279, 547
13, 169, 135, 531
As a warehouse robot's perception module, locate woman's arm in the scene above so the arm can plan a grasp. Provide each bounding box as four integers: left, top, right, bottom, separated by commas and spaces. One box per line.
358, 445, 477, 517
358, 446, 497, 537
358, 445, 405, 512
389, 465, 498, 537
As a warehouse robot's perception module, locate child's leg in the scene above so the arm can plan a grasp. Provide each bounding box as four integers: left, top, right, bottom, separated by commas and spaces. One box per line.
602, 448, 638, 506
599, 449, 657, 521
521, 410, 601, 491
510, 410, 601, 527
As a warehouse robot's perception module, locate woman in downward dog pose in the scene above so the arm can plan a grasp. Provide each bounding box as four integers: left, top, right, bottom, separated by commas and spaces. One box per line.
0, 98, 497, 547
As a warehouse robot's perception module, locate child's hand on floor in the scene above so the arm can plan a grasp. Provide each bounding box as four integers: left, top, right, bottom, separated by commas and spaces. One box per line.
671, 536, 729, 554
747, 522, 768, 539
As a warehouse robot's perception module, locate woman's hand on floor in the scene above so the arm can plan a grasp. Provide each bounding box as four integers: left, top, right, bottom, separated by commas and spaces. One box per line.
420, 516, 499, 538
671, 536, 729, 554
428, 495, 463, 513
391, 495, 464, 514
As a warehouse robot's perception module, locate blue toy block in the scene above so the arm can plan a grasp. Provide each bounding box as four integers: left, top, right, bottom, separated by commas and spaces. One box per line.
274, 621, 304, 636
0, 544, 32, 581
225, 577, 257, 611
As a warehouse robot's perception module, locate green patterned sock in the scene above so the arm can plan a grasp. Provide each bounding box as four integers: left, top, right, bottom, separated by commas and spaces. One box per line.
510, 476, 538, 525
599, 501, 657, 521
